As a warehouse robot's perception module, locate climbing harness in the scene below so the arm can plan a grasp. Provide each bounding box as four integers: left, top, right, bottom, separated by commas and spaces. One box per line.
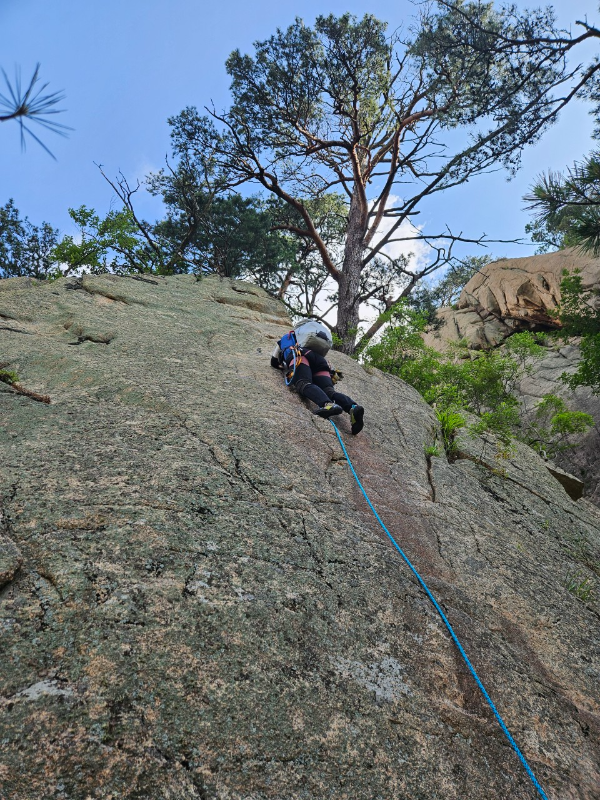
328, 418, 550, 800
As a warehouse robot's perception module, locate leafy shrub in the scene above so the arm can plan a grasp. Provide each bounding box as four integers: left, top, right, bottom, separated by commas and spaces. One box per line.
435, 409, 466, 457
0, 200, 59, 280
523, 394, 594, 458
0, 369, 19, 385
551, 269, 600, 394
364, 316, 592, 458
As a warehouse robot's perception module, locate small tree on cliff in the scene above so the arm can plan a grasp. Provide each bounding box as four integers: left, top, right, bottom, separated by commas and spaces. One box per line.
168, 5, 583, 352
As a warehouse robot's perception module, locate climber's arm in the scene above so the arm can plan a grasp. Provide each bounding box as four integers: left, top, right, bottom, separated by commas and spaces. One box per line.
271, 344, 283, 370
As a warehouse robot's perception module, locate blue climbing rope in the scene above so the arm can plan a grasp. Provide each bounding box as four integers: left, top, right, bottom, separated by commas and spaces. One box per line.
329, 419, 550, 800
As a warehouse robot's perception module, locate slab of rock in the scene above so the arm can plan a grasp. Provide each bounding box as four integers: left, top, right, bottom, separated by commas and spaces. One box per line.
424, 249, 600, 351
0, 500, 23, 588
0, 274, 599, 800
459, 248, 600, 324
423, 305, 516, 350
545, 463, 585, 500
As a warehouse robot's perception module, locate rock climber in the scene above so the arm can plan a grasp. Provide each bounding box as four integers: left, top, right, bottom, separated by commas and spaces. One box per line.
271, 319, 365, 434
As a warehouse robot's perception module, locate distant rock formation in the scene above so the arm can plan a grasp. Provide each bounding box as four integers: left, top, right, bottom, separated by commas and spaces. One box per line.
1, 274, 599, 799
425, 249, 600, 352
423, 250, 600, 504
460, 248, 600, 324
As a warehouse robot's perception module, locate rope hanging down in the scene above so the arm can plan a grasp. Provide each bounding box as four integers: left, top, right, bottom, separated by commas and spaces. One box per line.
329, 419, 550, 800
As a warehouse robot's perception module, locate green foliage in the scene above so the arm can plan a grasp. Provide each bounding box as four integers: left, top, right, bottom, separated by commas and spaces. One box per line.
364, 321, 537, 421
572, 333, 600, 392
551, 410, 594, 435
458, 350, 520, 416
364, 325, 591, 456
524, 215, 579, 255
468, 403, 521, 445
0, 369, 19, 385
424, 444, 442, 458
52, 205, 163, 275
564, 570, 597, 602
503, 331, 546, 365
259, 193, 348, 314
0, 199, 59, 279
526, 152, 600, 255
435, 408, 466, 457
554, 270, 600, 335
360, 301, 428, 371
225, 13, 394, 152
523, 394, 594, 458
551, 269, 600, 393
152, 192, 293, 280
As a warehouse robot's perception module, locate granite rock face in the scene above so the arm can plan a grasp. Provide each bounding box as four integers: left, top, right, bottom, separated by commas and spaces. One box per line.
459, 249, 600, 327
516, 343, 600, 505
423, 304, 514, 350
1, 274, 600, 800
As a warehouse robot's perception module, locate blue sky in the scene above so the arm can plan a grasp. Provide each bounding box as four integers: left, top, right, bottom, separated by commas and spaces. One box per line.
1, 0, 599, 262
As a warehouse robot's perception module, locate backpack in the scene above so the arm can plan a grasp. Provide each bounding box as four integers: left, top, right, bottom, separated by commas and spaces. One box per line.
277, 330, 303, 386
278, 330, 298, 363
294, 319, 332, 355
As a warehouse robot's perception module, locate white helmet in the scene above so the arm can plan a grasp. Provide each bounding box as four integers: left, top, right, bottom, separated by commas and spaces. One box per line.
294, 319, 333, 355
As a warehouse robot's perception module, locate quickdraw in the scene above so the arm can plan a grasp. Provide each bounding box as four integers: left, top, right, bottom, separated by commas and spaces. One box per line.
285, 344, 304, 386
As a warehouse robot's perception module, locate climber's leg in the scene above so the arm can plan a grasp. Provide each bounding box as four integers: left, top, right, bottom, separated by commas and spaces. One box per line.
308, 352, 364, 434
290, 361, 330, 407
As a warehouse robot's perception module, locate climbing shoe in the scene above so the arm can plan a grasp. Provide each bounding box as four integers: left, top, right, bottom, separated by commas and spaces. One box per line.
349, 404, 364, 435
313, 402, 343, 419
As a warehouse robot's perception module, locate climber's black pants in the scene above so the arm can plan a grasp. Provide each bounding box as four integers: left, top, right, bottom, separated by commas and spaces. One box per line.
289, 350, 355, 411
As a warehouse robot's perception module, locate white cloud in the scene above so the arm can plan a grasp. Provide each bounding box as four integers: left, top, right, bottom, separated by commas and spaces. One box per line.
368, 194, 432, 271
309, 196, 434, 329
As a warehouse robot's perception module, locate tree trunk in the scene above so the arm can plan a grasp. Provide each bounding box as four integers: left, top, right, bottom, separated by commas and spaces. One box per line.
277, 267, 294, 299
335, 188, 367, 354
